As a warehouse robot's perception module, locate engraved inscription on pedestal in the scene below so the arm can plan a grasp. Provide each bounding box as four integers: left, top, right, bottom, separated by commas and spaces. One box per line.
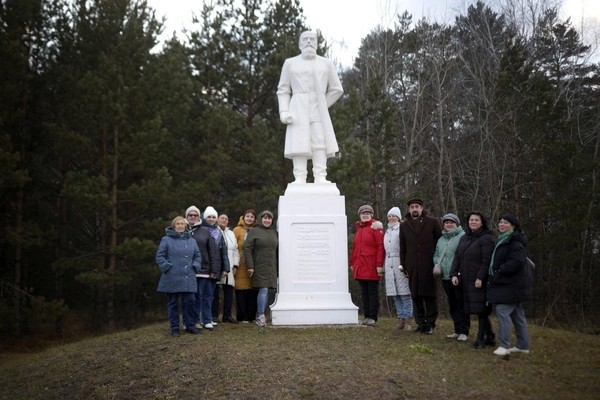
292, 223, 334, 283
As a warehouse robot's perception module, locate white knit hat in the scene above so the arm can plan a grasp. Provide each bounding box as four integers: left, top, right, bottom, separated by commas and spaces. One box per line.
203, 206, 218, 219
185, 205, 201, 218
387, 206, 402, 219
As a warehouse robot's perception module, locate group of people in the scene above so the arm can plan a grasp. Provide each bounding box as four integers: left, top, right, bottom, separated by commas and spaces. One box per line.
156, 198, 532, 356
350, 197, 533, 356
155, 206, 278, 336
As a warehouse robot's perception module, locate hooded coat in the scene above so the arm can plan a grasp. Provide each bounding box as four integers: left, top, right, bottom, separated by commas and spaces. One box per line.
233, 216, 256, 290
450, 228, 494, 314
350, 219, 385, 281
399, 210, 443, 298
244, 214, 278, 289
487, 231, 532, 304
384, 221, 410, 295
156, 227, 201, 293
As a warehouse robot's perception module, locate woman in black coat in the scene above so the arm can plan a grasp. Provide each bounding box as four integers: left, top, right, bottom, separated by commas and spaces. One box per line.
487, 214, 532, 357
450, 212, 495, 349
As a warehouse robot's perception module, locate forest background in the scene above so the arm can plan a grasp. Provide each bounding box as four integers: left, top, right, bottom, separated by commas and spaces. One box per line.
1, 0, 598, 342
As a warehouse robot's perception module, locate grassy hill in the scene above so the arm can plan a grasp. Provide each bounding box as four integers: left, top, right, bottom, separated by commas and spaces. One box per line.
1, 318, 598, 399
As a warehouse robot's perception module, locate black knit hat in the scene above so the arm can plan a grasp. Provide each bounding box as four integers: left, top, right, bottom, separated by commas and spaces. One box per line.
500, 213, 520, 229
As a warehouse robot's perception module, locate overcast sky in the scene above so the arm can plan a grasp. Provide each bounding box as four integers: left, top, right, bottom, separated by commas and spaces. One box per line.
148, 0, 600, 66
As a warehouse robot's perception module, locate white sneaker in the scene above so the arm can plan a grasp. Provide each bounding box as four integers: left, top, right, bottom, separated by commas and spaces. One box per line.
211, 320, 218, 326
457, 334, 468, 342
365, 319, 376, 327
255, 315, 267, 327
446, 333, 459, 339
509, 347, 530, 354
204, 322, 214, 330
493, 347, 510, 356
361, 318, 370, 325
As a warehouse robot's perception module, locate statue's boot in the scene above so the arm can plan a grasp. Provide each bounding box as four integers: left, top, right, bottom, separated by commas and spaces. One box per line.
292, 156, 308, 184
312, 150, 330, 184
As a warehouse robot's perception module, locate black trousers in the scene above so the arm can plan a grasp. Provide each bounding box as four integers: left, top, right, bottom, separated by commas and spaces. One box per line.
235, 288, 258, 322
212, 284, 235, 320
442, 280, 470, 335
476, 303, 494, 339
358, 280, 379, 321
413, 295, 438, 327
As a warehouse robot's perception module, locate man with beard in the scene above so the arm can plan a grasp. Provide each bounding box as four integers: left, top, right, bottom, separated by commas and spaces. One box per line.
276, 30, 343, 184
399, 198, 442, 334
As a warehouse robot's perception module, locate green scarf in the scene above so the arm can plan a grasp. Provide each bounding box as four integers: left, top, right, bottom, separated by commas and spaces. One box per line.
489, 229, 513, 276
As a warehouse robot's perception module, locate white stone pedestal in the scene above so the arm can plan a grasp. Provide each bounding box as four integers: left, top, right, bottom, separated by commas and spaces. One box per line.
270, 183, 358, 325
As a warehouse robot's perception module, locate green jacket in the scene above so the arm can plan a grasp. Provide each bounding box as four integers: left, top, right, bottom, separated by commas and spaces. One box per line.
433, 226, 465, 280
243, 221, 278, 289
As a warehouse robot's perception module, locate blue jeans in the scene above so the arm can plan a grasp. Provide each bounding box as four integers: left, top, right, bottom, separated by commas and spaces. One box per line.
167, 292, 196, 332
495, 303, 529, 349
393, 294, 413, 319
196, 278, 215, 325
256, 287, 269, 318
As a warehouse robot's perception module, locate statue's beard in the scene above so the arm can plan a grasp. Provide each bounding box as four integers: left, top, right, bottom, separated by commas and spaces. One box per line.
301, 46, 317, 58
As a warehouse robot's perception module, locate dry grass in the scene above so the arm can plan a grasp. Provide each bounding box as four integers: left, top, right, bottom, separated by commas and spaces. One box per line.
1, 318, 598, 399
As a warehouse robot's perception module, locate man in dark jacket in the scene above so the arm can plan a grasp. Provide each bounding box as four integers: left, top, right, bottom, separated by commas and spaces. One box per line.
400, 198, 442, 334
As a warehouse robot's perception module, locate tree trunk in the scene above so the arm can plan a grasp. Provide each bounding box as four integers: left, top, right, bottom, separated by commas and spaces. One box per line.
107, 125, 119, 331
14, 189, 24, 335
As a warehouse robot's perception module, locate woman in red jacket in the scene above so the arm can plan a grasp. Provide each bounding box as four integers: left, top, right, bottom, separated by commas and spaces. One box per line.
350, 204, 385, 326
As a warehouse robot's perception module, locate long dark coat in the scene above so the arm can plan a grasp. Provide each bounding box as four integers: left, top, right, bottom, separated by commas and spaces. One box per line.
190, 223, 221, 276
244, 220, 278, 289
399, 211, 442, 298
487, 231, 532, 304
450, 229, 494, 314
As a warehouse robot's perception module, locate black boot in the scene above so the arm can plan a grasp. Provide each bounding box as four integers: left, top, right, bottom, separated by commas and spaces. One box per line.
473, 322, 486, 349
484, 332, 496, 346
472, 334, 485, 349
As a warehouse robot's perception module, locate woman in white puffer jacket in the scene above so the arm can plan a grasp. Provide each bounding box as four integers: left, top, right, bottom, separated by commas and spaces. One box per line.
384, 207, 413, 330
212, 213, 240, 323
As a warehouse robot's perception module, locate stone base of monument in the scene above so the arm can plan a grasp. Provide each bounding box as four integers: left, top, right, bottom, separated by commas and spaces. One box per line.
270, 184, 359, 325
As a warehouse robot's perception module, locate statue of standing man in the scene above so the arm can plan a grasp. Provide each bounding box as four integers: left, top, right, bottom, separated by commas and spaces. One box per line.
277, 31, 343, 185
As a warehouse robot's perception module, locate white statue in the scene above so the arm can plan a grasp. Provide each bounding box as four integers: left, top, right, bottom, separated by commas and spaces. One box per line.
277, 31, 344, 184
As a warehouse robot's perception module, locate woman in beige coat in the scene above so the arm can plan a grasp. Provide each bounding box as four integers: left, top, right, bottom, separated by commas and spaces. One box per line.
232, 209, 257, 322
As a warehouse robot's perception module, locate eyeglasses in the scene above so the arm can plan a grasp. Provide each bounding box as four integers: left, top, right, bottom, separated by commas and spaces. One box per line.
187, 214, 199, 217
